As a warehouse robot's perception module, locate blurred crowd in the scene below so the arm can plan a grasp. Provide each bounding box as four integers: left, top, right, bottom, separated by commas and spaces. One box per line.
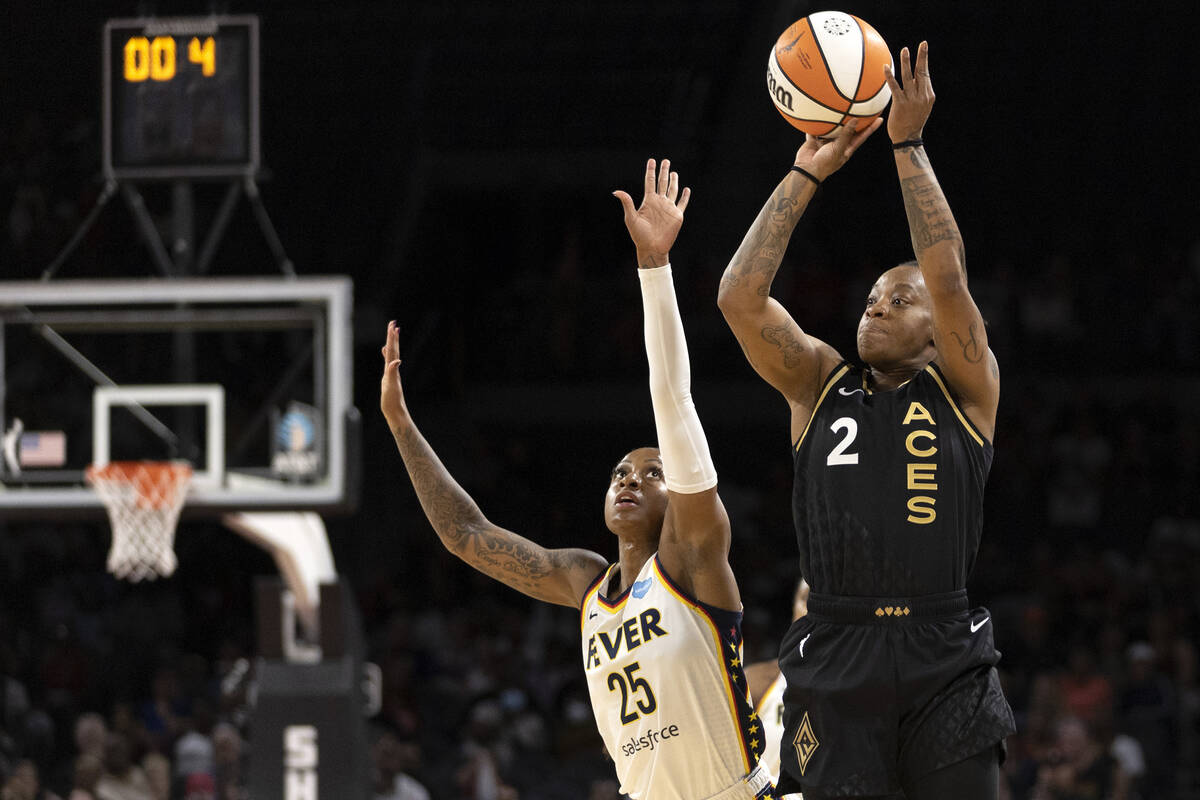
4, 103, 1200, 800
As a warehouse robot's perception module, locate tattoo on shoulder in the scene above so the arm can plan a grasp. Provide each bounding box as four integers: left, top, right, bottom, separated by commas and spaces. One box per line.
761, 324, 808, 368
949, 323, 986, 364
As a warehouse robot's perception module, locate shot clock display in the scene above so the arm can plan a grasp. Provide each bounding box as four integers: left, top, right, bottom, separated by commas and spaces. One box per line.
103, 16, 260, 179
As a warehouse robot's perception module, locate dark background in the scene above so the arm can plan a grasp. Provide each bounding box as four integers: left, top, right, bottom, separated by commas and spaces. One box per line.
2, 2, 1199, 799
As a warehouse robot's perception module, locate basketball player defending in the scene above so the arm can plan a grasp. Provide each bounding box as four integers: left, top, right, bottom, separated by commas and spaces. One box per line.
717, 42, 1015, 799
382, 160, 773, 800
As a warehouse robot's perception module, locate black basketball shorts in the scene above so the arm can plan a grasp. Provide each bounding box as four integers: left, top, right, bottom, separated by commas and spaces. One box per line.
773, 589, 1015, 797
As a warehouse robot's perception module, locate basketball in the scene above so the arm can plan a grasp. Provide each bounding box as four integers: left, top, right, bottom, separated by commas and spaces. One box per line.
767, 10, 893, 137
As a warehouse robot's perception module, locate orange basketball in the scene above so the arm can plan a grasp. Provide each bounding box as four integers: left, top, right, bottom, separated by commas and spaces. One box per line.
767, 11, 893, 137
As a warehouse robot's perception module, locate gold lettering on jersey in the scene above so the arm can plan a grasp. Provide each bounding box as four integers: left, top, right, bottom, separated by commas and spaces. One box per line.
906, 463, 938, 490
902, 401, 938, 524
907, 496, 936, 524
902, 401, 936, 426
586, 608, 668, 669
905, 429, 937, 457
793, 711, 819, 775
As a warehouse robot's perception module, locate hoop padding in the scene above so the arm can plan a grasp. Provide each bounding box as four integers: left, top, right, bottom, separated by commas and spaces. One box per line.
86, 461, 193, 581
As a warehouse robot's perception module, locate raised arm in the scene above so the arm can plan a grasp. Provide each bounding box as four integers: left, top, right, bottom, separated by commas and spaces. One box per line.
613, 158, 737, 610
885, 42, 998, 440
717, 121, 879, 437
380, 322, 606, 608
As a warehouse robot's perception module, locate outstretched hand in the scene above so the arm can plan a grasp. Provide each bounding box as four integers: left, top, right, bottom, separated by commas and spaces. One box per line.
883, 41, 934, 143
613, 158, 691, 268
380, 320, 409, 432
793, 117, 882, 181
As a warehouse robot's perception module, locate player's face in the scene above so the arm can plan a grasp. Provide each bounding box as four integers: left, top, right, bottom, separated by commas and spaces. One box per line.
603, 448, 669, 538
856, 266, 935, 366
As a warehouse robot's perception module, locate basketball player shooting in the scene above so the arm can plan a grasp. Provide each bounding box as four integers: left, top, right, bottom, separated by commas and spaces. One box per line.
382, 159, 773, 800
717, 42, 1015, 799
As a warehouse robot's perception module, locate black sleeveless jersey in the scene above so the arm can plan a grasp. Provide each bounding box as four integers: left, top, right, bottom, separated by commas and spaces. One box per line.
791, 361, 992, 597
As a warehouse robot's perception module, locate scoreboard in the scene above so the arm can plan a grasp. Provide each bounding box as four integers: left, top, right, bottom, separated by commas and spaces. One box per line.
103, 16, 260, 179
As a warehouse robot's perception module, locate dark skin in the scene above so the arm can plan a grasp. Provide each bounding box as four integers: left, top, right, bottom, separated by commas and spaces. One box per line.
381, 159, 738, 611
718, 42, 998, 444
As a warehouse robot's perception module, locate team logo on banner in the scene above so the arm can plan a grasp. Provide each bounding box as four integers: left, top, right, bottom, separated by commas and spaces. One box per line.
793, 711, 819, 775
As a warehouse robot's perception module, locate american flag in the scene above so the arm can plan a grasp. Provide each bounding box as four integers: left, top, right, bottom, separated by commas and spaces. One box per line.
19, 431, 66, 467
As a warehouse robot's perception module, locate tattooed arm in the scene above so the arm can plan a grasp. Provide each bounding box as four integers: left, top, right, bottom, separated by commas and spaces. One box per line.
380, 322, 607, 608
885, 42, 998, 441
718, 120, 879, 442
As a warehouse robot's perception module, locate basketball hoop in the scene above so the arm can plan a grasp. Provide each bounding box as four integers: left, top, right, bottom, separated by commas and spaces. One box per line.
86, 461, 192, 581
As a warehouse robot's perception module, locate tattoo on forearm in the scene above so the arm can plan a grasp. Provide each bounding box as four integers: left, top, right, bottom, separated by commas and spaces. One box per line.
721, 182, 806, 297
762, 324, 808, 368
909, 148, 931, 170
394, 426, 480, 551
949, 323, 986, 364
394, 425, 558, 594
899, 174, 961, 256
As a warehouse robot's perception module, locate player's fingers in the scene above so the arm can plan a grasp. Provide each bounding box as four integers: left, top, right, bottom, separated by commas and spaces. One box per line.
915, 40, 930, 82
882, 63, 902, 95
677, 186, 691, 213
849, 118, 883, 152
383, 321, 396, 359
830, 119, 857, 153
667, 171, 679, 203
657, 159, 671, 195
900, 46, 913, 86
612, 190, 637, 222
643, 159, 656, 200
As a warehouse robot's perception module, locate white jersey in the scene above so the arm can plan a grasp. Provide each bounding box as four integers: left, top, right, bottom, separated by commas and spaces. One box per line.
581, 555, 772, 800
754, 673, 786, 786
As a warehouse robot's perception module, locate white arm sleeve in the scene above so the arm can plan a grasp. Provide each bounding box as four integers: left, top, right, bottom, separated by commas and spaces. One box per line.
638, 264, 718, 494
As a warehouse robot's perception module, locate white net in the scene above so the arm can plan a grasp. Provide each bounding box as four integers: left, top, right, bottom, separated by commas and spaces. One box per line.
86, 461, 192, 582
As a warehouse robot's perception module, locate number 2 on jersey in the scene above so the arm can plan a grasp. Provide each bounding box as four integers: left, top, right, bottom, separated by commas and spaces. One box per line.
826, 417, 859, 465
608, 662, 657, 724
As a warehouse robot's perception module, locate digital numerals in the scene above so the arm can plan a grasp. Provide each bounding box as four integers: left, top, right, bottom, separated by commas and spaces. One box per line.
188, 36, 215, 76
123, 36, 215, 82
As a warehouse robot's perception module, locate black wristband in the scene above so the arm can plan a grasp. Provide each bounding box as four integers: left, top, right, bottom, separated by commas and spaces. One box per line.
892, 139, 924, 150
789, 165, 822, 186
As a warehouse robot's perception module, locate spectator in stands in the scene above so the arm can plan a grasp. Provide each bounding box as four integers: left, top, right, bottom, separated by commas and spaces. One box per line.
2, 759, 62, 800
72, 717, 106, 763
209, 723, 245, 800
1031, 715, 1128, 800
182, 774, 214, 800
1058, 643, 1114, 726
372, 727, 430, 800
138, 669, 186, 754
137, 755, 168, 800
94, 734, 152, 800
67, 754, 101, 800
1120, 642, 1177, 798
